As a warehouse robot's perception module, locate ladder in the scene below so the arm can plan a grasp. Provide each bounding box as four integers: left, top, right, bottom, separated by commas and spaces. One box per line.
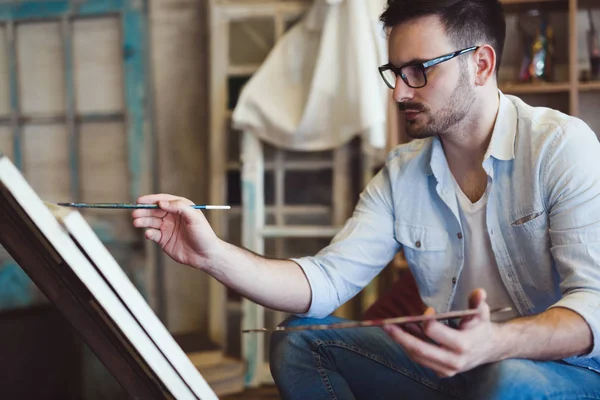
240, 130, 380, 386
208, 0, 313, 360
208, 0, 386, 386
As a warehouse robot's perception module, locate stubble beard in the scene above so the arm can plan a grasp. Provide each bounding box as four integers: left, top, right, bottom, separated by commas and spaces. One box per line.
402, 69, 475, 139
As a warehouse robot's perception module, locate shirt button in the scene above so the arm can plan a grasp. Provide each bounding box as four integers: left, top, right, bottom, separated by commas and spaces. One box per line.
457, 232, 463, 239
415, 241, 422, 248
452, 277, 457, 284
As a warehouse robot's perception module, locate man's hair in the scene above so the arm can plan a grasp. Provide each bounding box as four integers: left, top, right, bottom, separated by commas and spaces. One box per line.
380, 0, 506, 73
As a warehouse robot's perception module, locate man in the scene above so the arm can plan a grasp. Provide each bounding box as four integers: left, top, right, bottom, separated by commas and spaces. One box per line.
132, 0, 600, 398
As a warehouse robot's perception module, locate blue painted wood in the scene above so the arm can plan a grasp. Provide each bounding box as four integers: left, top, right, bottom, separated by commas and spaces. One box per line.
0, 261, 39, 311
0, 0, 151, 309
0, 0, 149, 201
0, 1, 149, 195
0, 0, 127, 21
123, 0, 148, 201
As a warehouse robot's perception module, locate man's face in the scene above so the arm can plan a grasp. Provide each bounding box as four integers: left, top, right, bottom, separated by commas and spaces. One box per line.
388, 15, 476, 139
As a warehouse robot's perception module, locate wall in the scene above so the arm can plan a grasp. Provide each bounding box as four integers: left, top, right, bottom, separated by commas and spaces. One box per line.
0, 0, 212, 334
149, 0, 211, 333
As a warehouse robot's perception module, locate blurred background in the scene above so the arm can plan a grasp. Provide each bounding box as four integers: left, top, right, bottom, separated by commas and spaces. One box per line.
0, 0, 598, 398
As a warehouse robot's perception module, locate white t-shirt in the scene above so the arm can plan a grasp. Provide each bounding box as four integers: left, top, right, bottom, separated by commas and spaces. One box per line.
451, 177, 518, 322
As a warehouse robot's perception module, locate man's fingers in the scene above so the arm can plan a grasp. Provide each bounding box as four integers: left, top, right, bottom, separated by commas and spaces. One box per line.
132, 198, 206, 237
133, 194, 193, 220
158, 199, 203, 225
403, 322, 427, 340
132, 208, 168, 220
471, 288, 491, 321
423, 320, 464, 353
420, 307, 437, 331
137, 193, 194, 205
460, 289, 490, 328
418, 307, 466, 353
468, 288, 487, 309
145, 229, 161, 243
133, 217, 163, 230
384, 324, 458, 372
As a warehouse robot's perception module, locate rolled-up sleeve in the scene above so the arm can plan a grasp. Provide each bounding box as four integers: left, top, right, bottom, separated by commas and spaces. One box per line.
545, 119, 600, 358
292, 165, 400, 318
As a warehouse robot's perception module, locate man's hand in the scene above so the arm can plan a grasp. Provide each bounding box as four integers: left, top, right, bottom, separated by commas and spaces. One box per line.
383, 289, 505, 377
131, 193, 312, 313
131, 194, 221, 271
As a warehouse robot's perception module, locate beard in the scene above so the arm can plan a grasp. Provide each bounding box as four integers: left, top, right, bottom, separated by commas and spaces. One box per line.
399, 68, 476, 139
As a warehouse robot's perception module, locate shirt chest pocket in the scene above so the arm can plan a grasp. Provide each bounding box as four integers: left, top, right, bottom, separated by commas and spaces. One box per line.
394, 222, 449, 270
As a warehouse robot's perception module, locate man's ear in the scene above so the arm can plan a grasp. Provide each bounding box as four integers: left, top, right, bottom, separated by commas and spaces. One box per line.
473, 45, 496, 86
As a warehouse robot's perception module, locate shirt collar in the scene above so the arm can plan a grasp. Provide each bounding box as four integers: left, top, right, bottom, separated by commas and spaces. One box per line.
485, 90, 517, 161
426, 89, 517, 176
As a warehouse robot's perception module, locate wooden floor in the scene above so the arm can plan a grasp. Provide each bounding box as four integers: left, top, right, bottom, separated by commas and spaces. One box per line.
222, 385, 281, 400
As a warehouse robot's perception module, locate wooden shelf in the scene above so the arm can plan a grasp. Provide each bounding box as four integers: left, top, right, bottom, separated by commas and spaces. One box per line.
501, 82, 600, 93
499, 82, 571, 94
579, 82, 600, 92
227, 64, 260, 77
501, 0, 565, 4
500, 0, 568, 12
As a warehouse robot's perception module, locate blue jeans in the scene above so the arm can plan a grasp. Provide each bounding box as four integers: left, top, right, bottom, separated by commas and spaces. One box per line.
269, 316, 600, 400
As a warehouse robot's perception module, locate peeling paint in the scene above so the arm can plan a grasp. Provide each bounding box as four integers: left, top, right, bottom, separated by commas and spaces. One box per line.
0, 0, 150, 310
0, 262, 36, 311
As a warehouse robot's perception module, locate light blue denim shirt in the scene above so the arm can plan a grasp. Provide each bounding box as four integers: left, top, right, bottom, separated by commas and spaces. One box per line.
292, 91, 600, 371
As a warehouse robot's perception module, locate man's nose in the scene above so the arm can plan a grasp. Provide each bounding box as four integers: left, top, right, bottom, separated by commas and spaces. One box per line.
393, 76, 415, 103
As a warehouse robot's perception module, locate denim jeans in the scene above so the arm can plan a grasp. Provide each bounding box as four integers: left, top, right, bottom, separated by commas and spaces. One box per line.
269, 316, 600, 400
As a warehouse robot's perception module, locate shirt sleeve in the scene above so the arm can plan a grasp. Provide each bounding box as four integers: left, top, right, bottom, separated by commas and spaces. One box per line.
292, 164, 400, 319
545, 118, 600, 358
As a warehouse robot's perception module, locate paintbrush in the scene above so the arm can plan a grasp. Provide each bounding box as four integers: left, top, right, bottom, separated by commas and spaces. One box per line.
57, 202, 231, 210
242, 307, 513, 333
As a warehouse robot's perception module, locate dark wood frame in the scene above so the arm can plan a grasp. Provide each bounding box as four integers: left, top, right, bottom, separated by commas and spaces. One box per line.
0, 179, 172, 400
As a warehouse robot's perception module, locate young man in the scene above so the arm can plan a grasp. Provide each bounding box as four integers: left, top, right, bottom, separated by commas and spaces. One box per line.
133, 0, 600, 398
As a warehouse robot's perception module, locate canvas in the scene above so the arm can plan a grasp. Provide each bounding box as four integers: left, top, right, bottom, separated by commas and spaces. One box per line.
0, 153, 218, 400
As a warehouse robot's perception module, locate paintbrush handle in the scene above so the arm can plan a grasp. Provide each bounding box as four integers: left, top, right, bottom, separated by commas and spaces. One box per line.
57, 203, 231, 210
242, 307, 513, 333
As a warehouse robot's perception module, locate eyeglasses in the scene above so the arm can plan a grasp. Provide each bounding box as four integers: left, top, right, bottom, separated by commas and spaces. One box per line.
378, 46, 479, 89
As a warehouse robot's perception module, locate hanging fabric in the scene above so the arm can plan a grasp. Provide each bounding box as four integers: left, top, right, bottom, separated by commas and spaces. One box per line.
232, 0, 390, 158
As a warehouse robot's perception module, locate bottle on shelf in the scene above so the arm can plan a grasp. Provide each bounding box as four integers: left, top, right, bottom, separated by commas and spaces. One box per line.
588, 9, 600, 81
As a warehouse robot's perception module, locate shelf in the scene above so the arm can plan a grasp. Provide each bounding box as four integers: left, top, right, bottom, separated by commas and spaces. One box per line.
228, 205, 332, 216
500, 0, 568, 12
260, 225, 340, 238
579, 82, 600, 92
501, 81, 600, 93
227, 64, 260, 77
226, 160, 334, 171
501, 0, 565, 4
500, 82, 571, 94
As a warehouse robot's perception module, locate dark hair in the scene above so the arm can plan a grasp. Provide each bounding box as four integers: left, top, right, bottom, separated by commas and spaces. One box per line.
380, 0, 506, 73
